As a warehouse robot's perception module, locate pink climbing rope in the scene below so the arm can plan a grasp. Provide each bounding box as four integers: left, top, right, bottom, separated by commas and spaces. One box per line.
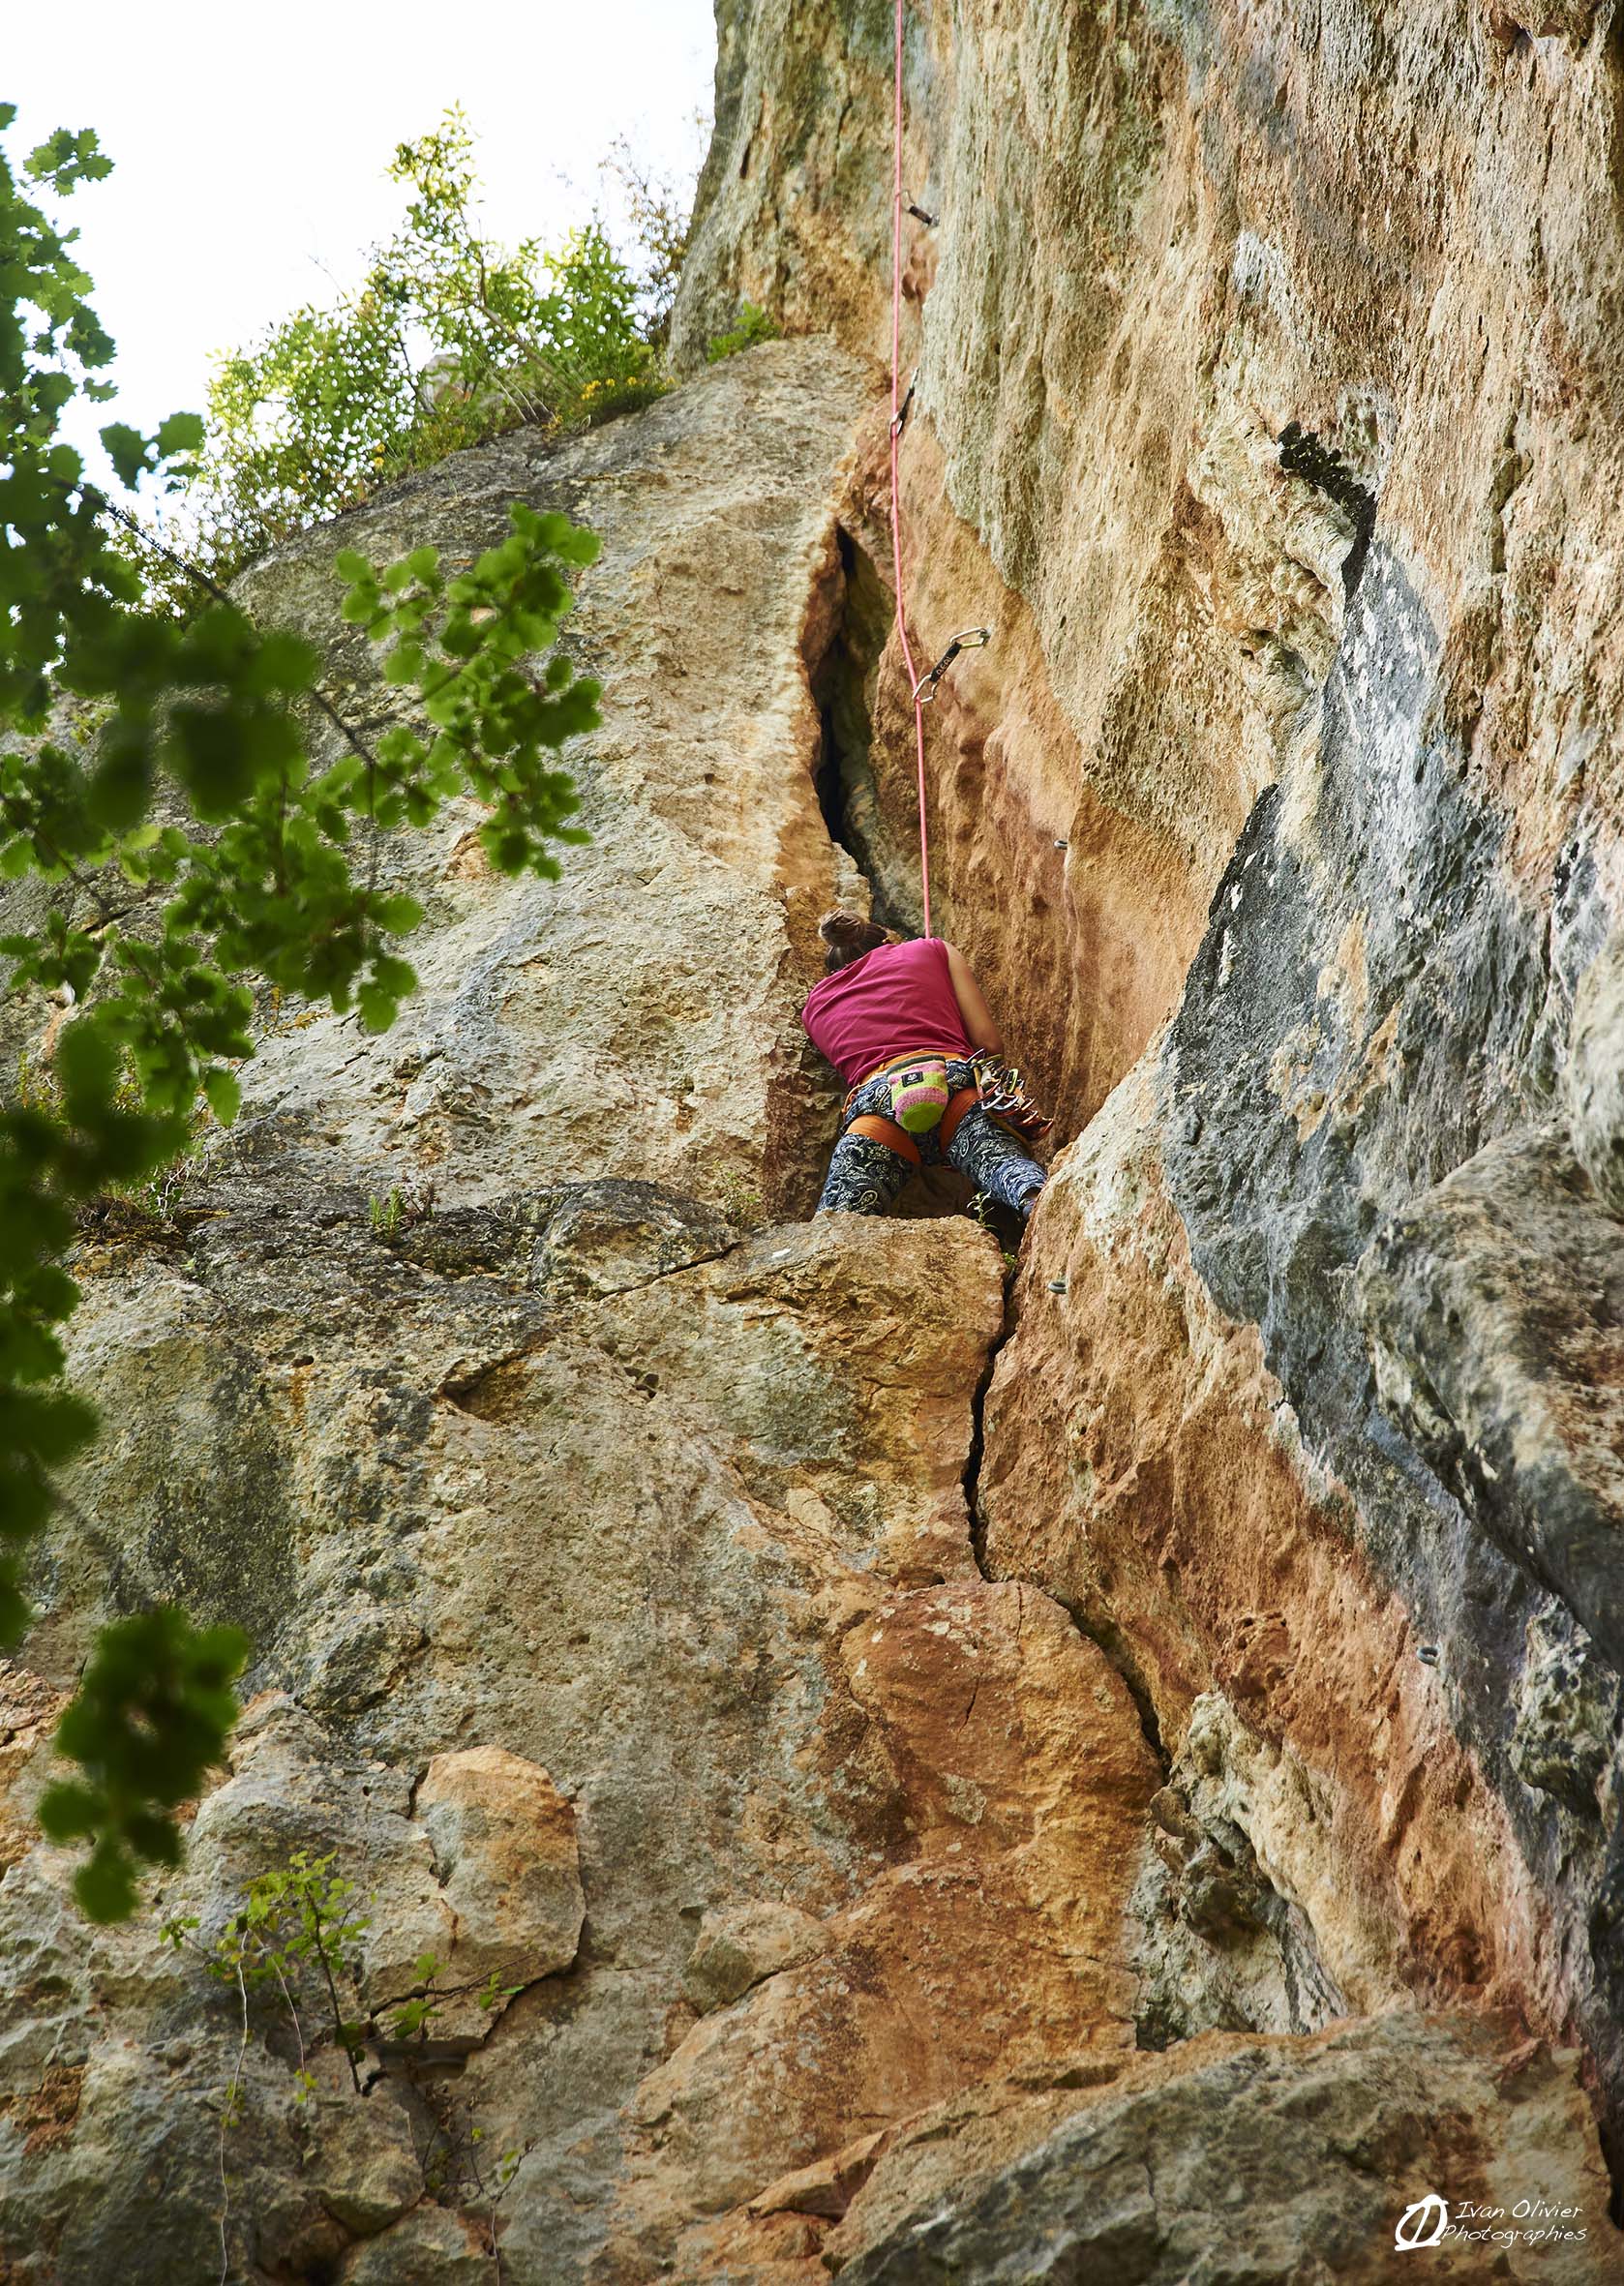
889, 0, 933, 938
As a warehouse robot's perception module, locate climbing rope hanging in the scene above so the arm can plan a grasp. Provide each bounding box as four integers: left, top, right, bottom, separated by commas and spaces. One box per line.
889, 4, 992, 940
888, 0, 934, 938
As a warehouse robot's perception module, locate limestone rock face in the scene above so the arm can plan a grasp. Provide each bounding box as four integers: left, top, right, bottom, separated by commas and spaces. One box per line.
413, 1746, 586, 2014
0, 340, 1167, 2283
827, 2014, 1612, 2285
681, 1898, 826, 2012
1569, 930, 1624, 1216
6, 0, 1624, 2274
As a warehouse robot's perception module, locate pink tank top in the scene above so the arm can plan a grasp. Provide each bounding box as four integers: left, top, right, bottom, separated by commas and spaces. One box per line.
800, 938, 974, 1086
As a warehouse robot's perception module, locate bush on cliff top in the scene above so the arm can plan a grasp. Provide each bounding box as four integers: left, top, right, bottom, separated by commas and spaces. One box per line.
0, 110, 598, 1919
162, 107, 684, 598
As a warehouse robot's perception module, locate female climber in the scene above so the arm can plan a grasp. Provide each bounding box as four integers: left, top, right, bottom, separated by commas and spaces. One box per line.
801, 911, 1049, 1219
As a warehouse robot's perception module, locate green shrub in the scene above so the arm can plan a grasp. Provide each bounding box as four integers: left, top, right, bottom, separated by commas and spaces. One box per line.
706, 300, 780, 362
603, 132, 696, 349
163, 107, 671, 595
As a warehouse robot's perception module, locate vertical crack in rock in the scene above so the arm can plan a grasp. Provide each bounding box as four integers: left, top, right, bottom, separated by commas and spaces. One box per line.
965, 1278, 1169, 1777
806, 523, 911, 928
962, 1311, 1000, 1579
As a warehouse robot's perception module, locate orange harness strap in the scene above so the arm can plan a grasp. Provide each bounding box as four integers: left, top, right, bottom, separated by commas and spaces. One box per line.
846, 1086, 980, 1169
847, 1113, 922, 1165
939, 1086, 979, 1153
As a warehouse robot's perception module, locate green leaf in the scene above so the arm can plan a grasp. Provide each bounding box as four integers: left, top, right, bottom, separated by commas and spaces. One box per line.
25, 127, 113, 192
373, 895, 423, 937
154, 411, 205, 459
54, 1012, 119, 1111
202, 1068, 241, 1126
98, 421, 149, 489
37, 1781, 101, 1841
356, 984, 396, 1034
75, 1840, 138, 1925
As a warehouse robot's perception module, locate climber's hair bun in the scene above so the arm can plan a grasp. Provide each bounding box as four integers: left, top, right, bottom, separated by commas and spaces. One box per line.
818, 910, 891, 974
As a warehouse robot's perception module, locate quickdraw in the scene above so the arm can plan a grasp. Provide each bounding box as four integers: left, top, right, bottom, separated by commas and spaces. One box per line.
972, 1058, 1054, 1143
913, 627, 993, 706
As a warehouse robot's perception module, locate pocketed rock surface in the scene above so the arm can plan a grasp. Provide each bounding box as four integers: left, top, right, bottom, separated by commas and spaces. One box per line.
4, 0, 1624, 2275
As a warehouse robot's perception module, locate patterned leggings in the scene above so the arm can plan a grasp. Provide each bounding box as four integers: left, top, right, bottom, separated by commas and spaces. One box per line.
816, 1057, 1047, 1218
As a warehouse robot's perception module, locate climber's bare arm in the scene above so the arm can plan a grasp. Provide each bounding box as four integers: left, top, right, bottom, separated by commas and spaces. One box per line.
944, 942, 1005, 1056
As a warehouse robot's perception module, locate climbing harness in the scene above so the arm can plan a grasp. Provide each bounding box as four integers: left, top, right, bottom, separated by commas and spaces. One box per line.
839, 1044, 1049, 1168
914, 627, 992, 706
846, 1086, 981, 1166
842, 1049, 981, 1163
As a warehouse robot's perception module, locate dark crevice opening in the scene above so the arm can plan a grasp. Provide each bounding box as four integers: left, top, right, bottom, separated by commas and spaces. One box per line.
963, 1282, 1007, 1577
809, 526, 913, 933
812, 712, 851, 853
1277, 421, 1378, 602
1079, 1604, 1170, 1772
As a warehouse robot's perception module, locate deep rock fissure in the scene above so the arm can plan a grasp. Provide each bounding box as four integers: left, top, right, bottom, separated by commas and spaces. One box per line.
962, 1285, 1005, 1578
1276, 421, 1377, 602
963, 1278, 1170, 1776
809, 526, 911, 931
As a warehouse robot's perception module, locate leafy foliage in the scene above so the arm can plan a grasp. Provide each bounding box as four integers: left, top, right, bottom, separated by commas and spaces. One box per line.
166, 1847, 374, 2081
369, 1185, 406, 1240
170, 107, 668, 589
0, 109, 599, 1914
601, 132, 698, 347
706, 300, 780, 362
161, 1848, 531, 2275
39, 1610, 249, 1920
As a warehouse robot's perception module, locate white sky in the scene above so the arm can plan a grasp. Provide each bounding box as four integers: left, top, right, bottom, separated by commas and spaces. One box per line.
8, 0, 717, 476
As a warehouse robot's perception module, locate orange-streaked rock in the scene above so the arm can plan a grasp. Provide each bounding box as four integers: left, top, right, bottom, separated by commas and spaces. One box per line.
980, 1062, 1562, 2037
610, 1577, 1159, 2257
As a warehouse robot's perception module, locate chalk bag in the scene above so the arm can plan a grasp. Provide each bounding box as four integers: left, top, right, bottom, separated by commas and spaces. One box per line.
887, 1058, 951, 1135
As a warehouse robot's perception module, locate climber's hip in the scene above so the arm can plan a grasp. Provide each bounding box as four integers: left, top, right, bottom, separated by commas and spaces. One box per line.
837, 1054, 984, 1169
816, 1053, 1048, 1219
